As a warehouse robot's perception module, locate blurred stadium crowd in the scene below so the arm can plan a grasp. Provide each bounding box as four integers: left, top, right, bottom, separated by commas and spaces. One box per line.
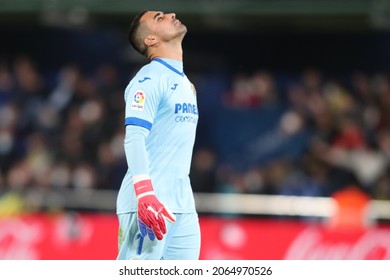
0, 56, 127, 192
1, 54, 390, 201
193, 68, 390, 200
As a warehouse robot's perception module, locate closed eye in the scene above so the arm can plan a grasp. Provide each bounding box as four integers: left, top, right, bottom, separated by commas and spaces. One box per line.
154, 12, 164, 22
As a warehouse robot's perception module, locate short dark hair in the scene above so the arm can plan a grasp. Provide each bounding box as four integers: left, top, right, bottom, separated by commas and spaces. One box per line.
128, 10, 148, 56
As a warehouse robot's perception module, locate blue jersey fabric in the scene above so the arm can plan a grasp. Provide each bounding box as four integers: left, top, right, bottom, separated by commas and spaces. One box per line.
117, 58, 198, 214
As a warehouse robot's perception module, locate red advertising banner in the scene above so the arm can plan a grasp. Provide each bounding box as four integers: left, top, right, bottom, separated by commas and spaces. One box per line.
0, 213, 389, 260
0, 213, 118, 260
199, 217, 390, 260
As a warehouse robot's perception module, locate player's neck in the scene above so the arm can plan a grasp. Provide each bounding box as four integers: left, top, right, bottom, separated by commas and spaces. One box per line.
149, 42, 183, 62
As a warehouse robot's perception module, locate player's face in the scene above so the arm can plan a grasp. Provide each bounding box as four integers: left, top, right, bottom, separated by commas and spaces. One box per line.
141, 11, 187, 42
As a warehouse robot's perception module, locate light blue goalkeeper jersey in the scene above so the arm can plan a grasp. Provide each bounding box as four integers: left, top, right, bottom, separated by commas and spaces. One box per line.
116, 58, 198, 214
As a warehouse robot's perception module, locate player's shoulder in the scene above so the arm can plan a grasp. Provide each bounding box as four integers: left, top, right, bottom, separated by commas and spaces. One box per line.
124, 62, 173, 102
131, 61, 170, 85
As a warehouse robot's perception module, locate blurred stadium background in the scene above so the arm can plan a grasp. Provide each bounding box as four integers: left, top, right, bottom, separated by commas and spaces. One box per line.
1, 0, 390, 259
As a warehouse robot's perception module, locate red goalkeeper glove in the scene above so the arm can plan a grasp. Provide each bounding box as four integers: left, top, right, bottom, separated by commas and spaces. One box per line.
134, 176, 176, 240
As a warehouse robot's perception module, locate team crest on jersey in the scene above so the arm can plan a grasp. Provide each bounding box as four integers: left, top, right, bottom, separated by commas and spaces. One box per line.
131, 90, 145, 111
190, 83, 197, 95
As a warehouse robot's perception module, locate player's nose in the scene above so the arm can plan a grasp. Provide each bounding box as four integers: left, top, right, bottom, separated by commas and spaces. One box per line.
169, 13, 176, 19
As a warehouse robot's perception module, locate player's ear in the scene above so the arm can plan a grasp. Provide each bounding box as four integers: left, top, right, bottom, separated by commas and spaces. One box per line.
144, 35, 158, 48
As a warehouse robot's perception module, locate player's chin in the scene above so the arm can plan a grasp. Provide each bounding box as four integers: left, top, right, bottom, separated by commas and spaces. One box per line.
178, 25, 187, 36
176, 23, 187, 31
173, 30, 187, 40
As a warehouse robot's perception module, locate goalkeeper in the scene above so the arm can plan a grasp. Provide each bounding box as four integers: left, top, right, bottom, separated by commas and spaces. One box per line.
116, 10, 201, 260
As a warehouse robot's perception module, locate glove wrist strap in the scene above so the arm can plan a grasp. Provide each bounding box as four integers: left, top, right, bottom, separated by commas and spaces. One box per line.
133, 174, 154, 198
137, 190, 154, 199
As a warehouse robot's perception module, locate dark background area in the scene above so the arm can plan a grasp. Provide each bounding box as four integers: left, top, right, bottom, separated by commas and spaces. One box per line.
1, 0, 390, 200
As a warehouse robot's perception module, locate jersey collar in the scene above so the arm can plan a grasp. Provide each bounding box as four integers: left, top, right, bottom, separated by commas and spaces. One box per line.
153, 58, 184, 77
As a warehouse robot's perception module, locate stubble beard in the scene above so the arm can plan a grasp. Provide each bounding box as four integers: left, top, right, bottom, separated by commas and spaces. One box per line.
176, 23, 187, 40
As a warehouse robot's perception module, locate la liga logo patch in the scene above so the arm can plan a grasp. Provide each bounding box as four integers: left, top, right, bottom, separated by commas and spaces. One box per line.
131, 90, 145, 111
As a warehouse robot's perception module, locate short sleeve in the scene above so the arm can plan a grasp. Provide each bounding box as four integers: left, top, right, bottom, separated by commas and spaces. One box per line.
124, 75, 163, 130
